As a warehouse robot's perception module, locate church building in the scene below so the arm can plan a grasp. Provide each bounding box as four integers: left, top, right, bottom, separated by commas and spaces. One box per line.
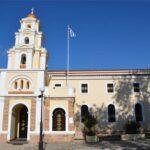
0, 11, 149, 143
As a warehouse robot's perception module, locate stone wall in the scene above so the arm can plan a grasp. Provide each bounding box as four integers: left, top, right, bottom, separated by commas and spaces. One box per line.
44, 99, 50, 131
44, 134, 74, 142
30, 134, 74, 143
30, 99, 36, 131
68, 99, 75, 131
2, 100, 9, 131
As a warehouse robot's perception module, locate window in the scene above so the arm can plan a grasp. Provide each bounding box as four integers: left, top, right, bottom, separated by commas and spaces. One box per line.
52, 108, 66, 131
81, 83, 88, 93
24, 37, 29, 44
108, 104, 116, 122
54, 84, 61, 88
133, 83, 140, 92
81, 105, 89, 122
26, 81, 30, 89
21, 80, 23, 89
14, 82, 18, 89
135, 103, 143, 121
107, 83, 114, 93
12, 79, 31, 91
21, 54, 26, 65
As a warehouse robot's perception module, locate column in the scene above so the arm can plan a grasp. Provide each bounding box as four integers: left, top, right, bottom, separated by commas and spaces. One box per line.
27, 52, 33, 69
7, 53, 12, 69
40, 53, 46, 69
35, 97, 41, 132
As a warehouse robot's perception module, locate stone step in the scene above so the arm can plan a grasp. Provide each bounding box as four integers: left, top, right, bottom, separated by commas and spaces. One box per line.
7, 138, 28, 145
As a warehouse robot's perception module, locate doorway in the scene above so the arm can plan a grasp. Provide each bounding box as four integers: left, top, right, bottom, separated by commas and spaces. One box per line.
52, 108, 66, 131
10, 104, 28, 140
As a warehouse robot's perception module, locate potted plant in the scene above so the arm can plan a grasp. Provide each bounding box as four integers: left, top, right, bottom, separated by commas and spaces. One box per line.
83, 114, 98, 143
121, 120, 145, 140
124, 120, 140, 134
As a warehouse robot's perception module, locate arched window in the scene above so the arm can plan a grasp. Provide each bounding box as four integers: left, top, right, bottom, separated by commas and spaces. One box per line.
81, 105, 89, 122
21, 80, 23, 89
52, 108, 66, 131
24, 37, 29, 44
26, 81, 30, 89
135, 103, 143, 121
21, 54, 26, 65
108, 104, 116, 122
14, 81, 18, 89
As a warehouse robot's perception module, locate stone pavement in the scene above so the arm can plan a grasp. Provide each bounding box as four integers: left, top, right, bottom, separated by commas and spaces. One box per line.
0, 139, 150, 150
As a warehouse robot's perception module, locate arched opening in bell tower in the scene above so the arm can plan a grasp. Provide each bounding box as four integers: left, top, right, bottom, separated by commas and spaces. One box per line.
20, 54, 26, 68
24, 37, 29, 44
21, 54, 26, 64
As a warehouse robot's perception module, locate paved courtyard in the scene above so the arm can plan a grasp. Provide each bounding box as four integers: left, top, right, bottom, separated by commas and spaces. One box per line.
0, 139, 150, 150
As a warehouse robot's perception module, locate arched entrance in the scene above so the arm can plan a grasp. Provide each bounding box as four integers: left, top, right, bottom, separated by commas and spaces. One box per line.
10, 104, 28, 140
52, 108, 66, 131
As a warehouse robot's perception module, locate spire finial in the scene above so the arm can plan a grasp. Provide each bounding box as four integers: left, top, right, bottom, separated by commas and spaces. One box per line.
31, 8, 34, 14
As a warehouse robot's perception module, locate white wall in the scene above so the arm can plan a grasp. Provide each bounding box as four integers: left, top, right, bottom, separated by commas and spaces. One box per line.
0, 99, 4, 132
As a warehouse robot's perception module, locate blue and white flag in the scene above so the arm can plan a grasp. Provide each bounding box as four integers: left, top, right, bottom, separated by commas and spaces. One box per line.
68, 26, 76, 37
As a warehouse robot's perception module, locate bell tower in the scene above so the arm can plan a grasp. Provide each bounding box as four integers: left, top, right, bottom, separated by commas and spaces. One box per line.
7, 9, 47, 70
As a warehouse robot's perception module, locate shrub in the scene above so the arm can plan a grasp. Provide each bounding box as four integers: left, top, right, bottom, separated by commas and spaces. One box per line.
124, 120, 141, 134
83, 114, 97, 136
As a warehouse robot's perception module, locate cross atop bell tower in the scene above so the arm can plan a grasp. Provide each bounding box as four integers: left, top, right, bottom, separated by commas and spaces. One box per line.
7, 10, 47, 70
31, 8, 34, 14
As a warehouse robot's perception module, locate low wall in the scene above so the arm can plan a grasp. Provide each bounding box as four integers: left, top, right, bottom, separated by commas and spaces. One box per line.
30, 134, 74, 143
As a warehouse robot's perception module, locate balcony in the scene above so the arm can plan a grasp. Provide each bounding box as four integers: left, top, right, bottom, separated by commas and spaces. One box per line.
20, 64, 26, 69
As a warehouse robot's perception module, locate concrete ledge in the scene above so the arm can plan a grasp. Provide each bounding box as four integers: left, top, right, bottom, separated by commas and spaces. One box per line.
86, 135, 98, 143
121, 134, 145, 141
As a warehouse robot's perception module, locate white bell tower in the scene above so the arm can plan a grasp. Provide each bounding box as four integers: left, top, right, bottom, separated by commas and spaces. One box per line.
7, 9, 47, 70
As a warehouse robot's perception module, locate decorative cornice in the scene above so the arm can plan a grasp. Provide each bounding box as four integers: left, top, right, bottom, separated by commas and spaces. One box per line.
47, 69, 150, 77
8, 91, 34, 94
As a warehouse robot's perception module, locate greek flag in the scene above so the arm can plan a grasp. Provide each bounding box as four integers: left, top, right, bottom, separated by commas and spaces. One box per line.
68, 26, 76, 37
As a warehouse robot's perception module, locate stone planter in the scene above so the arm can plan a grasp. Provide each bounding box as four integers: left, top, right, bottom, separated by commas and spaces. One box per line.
85, 135, 98, 143
121, 134, 145, 141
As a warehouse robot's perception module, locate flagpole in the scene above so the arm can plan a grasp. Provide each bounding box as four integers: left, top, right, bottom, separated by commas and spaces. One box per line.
66, 25, 70, 87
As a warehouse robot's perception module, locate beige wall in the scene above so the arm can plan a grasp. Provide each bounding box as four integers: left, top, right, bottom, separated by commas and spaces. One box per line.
47, 75, 150, 132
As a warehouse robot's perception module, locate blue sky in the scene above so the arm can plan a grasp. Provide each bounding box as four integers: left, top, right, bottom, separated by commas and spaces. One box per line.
0, 0, 150, 70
